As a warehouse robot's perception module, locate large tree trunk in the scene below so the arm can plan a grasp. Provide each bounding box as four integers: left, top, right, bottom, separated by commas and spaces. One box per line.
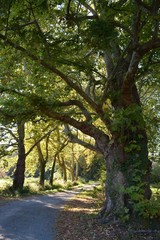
95, 47, 152, 220
98, 93, 152, 221
13, 122, 26, 190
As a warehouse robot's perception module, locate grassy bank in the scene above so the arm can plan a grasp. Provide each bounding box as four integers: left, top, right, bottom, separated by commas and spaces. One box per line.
0, 177, 84, 198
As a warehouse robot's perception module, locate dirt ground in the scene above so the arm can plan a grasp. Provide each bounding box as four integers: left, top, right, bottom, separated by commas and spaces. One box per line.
55, 194, 160, 240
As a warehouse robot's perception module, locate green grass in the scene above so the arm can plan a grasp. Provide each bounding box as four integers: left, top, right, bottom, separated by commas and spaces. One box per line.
0, 177, 12, 189
1, 177, 159, 204
0, 177, 85, 198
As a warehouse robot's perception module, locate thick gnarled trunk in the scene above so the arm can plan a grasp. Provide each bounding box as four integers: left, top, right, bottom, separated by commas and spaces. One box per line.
98, 120, 151, 221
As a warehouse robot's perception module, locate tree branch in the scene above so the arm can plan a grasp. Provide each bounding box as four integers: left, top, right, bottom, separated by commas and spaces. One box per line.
79, 0, 98, 17
135, 0, 152, 13
5, 128, 19, 142
0, 33, 99, 111
54, 140, 69, 158
139, 38, 160, 56
25, 128, 56, 156
56, 99, 92, 121
64, 125, 99, 152
34, 99, 109, 144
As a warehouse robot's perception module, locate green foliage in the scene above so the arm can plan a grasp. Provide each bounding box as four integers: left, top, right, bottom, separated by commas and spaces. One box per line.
111, 104, 144, 134
151, 162, 160, 184
0, 185, 37, 197
133, 198, 160, 219
40, 182, 63, 191
122, 183, 160, 222
86, 154, 106, 181
119, 207, 130, 223
0, 177, 79, 197
86, 19, 116, 49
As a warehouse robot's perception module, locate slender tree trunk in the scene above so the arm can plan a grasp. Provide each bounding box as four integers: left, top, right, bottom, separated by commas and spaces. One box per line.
71, 144, 75, 182
13, 122, 26, 190
49, 140, 68, 185
39, 161, 46, 187
49, 157, 56, 186
61, 156, 67, 182
75, 160, 79, 181
36, 142, 46, 187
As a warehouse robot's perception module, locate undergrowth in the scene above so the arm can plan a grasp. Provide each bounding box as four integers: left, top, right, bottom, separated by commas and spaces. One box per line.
0, 179, 82, 198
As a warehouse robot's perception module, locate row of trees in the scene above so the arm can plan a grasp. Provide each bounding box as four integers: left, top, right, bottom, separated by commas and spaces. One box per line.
0, 0, 159, 221
0, 120, 97, 187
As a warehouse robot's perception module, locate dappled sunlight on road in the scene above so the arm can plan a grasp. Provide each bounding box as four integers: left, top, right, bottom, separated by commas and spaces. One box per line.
0, 190, 79, 240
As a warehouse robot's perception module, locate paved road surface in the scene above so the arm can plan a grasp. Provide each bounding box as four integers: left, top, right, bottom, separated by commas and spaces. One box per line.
0, 190, 79, 240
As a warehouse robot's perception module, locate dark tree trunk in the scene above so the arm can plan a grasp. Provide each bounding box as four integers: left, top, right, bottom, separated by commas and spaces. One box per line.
75, 160, 79, 181
98, 82, 152, 221
39, 161, 46, 187
71, 145, 75, 182
49, 156, 56, 186
50, 141, 68, 185
61, 156, 67, 182
13, 122, 26, 190
36, 142, 46, 187
100, 130, 151, 221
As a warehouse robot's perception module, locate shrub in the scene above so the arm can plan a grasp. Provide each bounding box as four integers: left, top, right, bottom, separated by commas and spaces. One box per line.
86, 154, 106, 181
151, 162, 160, 184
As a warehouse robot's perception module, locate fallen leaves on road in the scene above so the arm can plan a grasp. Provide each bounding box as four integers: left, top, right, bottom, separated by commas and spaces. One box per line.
55, 193, 160, 240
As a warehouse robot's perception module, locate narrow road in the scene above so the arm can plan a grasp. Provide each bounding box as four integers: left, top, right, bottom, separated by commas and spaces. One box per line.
0, 190, 79, 240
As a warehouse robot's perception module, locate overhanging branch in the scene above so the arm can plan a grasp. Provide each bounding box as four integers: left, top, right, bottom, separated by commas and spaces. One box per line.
0, 33, 99, 111
139, 38, 160, 56
64, 125, 99, 152
25, 128, 56, 156
56, 99, 92, 121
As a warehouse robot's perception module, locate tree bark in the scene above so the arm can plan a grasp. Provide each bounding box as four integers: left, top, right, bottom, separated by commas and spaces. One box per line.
13, 122, 26, 190
71, 144, 75, 182
60, 156, 67, 182
39, 161, 46, 187
36, 142, 46, 187
49, 140, 68, 185
49, 156, 56, 186
75, 160, 79, 181
100, 130, 151, 221
98, 83, 152, 221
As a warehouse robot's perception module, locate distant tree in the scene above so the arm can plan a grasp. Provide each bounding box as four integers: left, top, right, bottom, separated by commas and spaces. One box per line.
49, 138, 68, 185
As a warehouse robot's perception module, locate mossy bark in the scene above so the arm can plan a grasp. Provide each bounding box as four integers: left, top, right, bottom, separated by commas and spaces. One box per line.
99, 119, 152, 222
